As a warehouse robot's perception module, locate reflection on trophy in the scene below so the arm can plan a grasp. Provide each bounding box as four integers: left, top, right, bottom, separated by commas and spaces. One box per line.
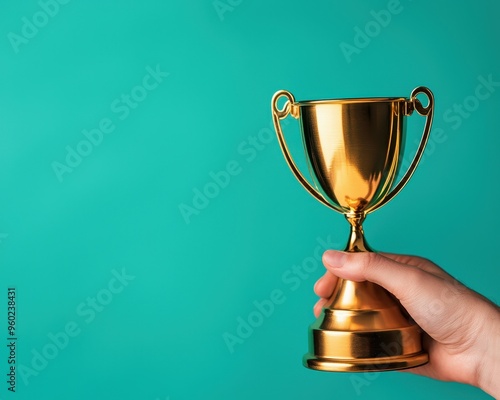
271, 87, 434, 372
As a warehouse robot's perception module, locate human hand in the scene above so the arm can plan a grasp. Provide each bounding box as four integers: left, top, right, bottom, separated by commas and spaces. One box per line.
314, 251, 500, 398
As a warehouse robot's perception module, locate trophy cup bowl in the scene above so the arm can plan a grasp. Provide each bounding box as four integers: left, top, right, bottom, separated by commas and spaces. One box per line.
271, 87, 434, 372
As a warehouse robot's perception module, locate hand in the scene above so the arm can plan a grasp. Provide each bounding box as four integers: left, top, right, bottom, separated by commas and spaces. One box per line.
314, 251, 500, 398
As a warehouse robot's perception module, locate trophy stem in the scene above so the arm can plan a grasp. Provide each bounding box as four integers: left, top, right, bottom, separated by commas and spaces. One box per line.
344, 212, 371, 253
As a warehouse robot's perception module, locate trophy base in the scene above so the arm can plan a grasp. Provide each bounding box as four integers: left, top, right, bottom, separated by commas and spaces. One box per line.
304, 280, 429, 372
304, 350, 428, 373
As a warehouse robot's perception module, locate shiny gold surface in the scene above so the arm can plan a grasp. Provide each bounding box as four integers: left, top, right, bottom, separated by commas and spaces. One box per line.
271, 87, 434, 372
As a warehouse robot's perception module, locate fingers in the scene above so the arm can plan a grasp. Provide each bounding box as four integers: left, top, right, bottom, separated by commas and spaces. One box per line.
314, 270, 338, 298
313, 298, 329, 318
313, 271, 339, 317
313, 271, 339, 316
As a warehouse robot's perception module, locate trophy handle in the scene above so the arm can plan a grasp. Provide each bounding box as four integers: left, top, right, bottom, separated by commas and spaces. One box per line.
368, 86, 434, 213
271, 90, 338, 211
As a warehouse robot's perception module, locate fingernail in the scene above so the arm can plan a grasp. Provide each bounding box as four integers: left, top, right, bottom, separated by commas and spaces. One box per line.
323, 250, 346, 268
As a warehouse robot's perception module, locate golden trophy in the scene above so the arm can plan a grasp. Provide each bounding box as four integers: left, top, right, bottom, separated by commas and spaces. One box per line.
271, 87, 434, 372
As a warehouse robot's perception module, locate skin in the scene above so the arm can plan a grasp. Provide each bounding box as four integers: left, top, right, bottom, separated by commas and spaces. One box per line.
314, 251, 500, 398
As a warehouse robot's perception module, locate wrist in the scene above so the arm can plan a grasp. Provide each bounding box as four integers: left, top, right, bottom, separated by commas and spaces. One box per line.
476, 304, 500, 398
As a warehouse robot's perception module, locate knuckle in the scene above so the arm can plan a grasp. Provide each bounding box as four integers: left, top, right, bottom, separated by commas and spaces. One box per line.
414, 255, 433, 265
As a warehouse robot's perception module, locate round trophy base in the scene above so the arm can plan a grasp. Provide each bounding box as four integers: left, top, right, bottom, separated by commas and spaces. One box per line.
303, 352, 428, 373
303, 280, 429, 373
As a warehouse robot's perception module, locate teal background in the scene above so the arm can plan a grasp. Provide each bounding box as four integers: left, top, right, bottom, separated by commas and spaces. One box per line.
1, 0, 499, 399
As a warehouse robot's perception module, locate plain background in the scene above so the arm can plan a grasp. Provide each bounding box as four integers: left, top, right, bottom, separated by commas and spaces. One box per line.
1, 0, 499, 399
